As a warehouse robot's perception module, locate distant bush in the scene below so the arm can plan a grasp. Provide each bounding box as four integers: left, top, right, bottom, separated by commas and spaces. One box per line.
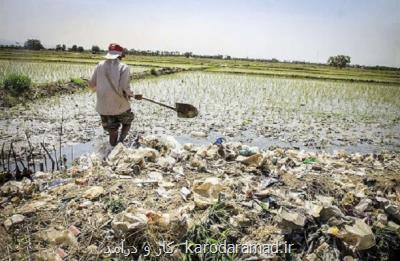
150, 68, 158, 76
91, 45, 101, 54
24, 39, 44, 50
3, 73, 32, 95
56, 44, 66, 51
328, 55, 351, 68
69, 45, 78, 52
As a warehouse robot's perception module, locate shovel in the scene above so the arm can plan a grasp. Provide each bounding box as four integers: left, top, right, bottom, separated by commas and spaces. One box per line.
140, 97, 198, 118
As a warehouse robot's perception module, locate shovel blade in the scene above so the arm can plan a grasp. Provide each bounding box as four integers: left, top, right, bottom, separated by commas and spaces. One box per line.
175, 103, 198, 118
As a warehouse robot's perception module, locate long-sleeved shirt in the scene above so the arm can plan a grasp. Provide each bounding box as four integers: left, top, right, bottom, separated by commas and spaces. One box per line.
89, 59, 133, 115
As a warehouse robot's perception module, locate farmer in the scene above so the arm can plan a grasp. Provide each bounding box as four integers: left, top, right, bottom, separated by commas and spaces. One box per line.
88, 43, 142, 146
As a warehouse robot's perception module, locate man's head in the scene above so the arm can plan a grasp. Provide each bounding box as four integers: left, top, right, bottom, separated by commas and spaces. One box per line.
104, 43, 125, 60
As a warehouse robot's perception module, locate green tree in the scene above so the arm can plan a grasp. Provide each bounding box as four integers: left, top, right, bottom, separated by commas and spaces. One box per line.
184, 52, 192, 58
328, 55, 351, 68
77, 46, 84, 52
91, 45, 100, 54
24, 39, 44, 50
55, 44, 66, 51
70, 45, 78, 52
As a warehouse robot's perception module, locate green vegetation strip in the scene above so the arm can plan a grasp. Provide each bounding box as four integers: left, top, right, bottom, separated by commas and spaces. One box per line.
0, 50, 399, 85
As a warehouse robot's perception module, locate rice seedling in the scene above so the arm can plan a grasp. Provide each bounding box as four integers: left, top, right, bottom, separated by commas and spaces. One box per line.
0, 60, 150, 84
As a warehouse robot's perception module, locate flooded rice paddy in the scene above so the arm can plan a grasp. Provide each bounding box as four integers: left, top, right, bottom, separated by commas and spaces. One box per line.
0, 71, 399, 161
0, 60, 150, 84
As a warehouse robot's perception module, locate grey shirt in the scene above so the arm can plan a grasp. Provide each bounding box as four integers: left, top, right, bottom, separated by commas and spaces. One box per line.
89, 59, 133, 115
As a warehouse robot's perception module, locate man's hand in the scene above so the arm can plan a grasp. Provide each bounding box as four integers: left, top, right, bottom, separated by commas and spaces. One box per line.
134, 94, 143, 100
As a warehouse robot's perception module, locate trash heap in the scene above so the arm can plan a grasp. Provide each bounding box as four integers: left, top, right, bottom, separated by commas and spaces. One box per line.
1, 135, 400, 260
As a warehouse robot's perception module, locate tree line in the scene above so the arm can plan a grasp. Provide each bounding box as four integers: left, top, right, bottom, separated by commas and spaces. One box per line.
0, 39, 233, 58
0, 39, 398, 70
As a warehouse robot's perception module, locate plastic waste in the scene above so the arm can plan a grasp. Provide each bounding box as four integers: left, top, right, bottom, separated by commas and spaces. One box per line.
180, 187, 191, 201
34, 250, 63, 261
82, 186, 104, 200
156, 186, 170, 198
107, 143, 159, 174
68, 225, 81, 236
44, 227, 78, 246
141, 135, 183, 156
260, 177, 279, 189
213, 137, 226, 145
111, 207, 148, 235
195, 145, 220, 159
56, 248, 67, 259
156, 156, 176, 170
320, 206, 346, 222
385, 205, 400, 224
304, 201, 323, 218
190, 131, 208, 138
147, 171, 163, 182
327, 226, 340, 236
354, 198, 372, 216
47, 179, 67, 190
303, 157, 318, 164
236, 153, 263, 167
315, 195, 334, 207
342, 219, 376, 250
190, 156, 207, 171
4, 214, 25, 230
277, 208, 306, 230
239, 145, 259, 156
1, 179, 34, 196
19, 196, 57, 214
192, 177, 226, 208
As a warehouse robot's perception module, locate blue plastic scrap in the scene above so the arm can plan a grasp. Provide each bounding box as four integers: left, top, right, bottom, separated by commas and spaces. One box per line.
214, 137, 226, 145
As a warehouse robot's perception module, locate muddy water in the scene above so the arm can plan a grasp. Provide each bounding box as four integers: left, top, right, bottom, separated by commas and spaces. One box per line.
0, 72, 399, 166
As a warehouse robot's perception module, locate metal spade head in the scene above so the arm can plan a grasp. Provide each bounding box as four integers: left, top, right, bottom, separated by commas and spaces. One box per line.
175, 103, 199, 118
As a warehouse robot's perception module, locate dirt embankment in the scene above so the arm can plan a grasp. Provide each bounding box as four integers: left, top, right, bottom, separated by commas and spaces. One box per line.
0, 67, 187, 107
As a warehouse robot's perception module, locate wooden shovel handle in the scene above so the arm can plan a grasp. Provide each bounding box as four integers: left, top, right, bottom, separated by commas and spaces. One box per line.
141, 97, 177, 111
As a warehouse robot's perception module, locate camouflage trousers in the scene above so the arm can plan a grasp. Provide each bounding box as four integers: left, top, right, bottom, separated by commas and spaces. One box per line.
100, 109, 134, 132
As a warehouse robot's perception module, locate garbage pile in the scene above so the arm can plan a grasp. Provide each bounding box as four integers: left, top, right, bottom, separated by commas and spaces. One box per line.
1, 135, 400, 260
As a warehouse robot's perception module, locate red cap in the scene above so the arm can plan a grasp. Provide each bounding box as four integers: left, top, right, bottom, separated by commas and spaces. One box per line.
108, 43, 124, 52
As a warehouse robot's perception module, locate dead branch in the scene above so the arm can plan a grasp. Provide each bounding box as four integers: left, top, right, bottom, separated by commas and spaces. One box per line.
41, 143, 55, 172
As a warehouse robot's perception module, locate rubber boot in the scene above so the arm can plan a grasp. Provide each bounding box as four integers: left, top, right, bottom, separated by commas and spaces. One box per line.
109, 130, 119, 146
118, 124, 131, 143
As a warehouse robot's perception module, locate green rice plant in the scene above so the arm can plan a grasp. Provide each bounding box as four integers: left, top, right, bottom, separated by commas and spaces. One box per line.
70, 77, 87, 88
0, 60, 149, 84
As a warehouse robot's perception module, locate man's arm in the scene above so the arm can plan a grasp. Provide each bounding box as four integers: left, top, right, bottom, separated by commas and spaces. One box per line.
120, 65, 133, 98
88, 65, 98, 90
